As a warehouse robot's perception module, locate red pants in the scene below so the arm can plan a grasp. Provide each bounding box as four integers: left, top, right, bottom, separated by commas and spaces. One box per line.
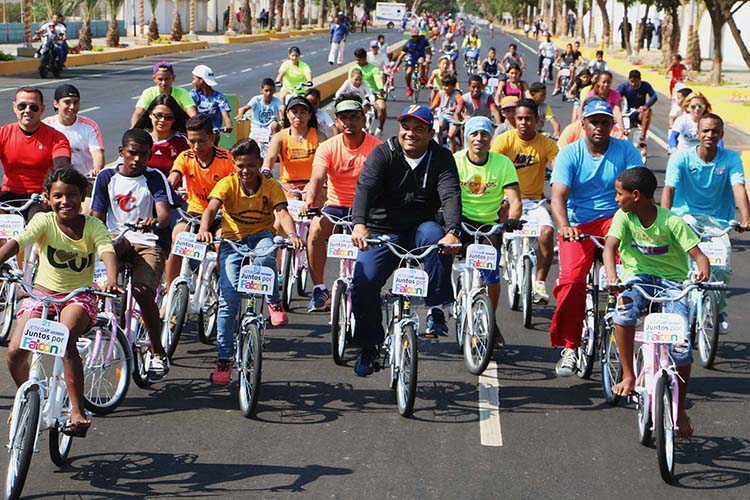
550, 217, 613, 349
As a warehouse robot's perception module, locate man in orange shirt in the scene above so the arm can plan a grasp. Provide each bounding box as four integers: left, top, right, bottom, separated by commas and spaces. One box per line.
557, 96, 625, 149
302, 94, 382, 312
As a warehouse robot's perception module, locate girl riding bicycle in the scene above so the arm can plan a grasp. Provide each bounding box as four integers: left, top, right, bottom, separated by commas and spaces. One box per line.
0, 167, 120, 438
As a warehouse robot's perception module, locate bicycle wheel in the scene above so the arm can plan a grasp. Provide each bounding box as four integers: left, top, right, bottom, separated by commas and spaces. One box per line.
49, 395, 73, 467
296, 259, 309, 297
463, 294, 496, 375
0, 276, 16, 345
280, 249, 293, 311
504, 242, 520, 311
238, 323, 263, 419
131, 322, 152, 389
696, 290, 720, 369
82, 326, 132, 415
521, 256, 533, 328
635, 348, 652, 446
654, 372, 676, 483
600, 318, 622, 405
577, 287, 599, 380
5, 387, 40, 500
396, 324, 418, 417
161, 282, 189, 359
453, 275, 466, 352
198, 270, 219, 344
331, 282, 348, 366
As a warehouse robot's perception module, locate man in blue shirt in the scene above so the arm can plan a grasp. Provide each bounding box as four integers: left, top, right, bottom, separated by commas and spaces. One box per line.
661, 113, 750, 332
328, 15, 350, 65
549, 99, 643, 377
616, 69, 657, 145
394, 28, 432, 98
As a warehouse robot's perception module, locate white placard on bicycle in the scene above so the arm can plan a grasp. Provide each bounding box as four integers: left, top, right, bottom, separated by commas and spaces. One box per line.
560, 68, 571, 77
0, 214, 25, 238
286, 199, 305, 222
598, 264, 625, 291
487, 77, 500, 88
249, 126, 271, 143
327, 233, 359, 260
639, 313, 687, 344
698, 240, 728, 267
466, 243, 497, 270
506, 221, 540, 238
392, 268, 429, 297
237, 264, 276, 295
93, 261, 108, 289
172, 232, 208, 261
20, 318, 70, 358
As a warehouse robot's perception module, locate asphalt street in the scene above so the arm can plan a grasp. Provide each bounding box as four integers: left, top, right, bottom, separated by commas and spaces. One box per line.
0, 28, 748, 499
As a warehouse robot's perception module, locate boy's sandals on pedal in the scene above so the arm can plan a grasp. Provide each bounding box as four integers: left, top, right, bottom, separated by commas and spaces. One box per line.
62, 419, 91, 438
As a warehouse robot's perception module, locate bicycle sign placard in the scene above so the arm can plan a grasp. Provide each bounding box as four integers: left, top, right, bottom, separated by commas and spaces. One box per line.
286, 199, 305, 222
327, 233, 358, 260
238, 265, 275, 295
172, 232, 208, 261
20, 318, 70, 357
466, 244, 497, 270
698, 240, 728, 267
640, 312, 687, 344
392, 268, 429, 297
0, 214, 25, 238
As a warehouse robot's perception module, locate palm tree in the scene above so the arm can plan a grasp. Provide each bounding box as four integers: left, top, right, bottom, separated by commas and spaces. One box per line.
106, 0, 125, 47
172, 0, 184, 41
148, 0, 160, 40
240, 0, 252, 34
296, 0, 304, 29
275, 0, 284, 31
78, 0, 99, 50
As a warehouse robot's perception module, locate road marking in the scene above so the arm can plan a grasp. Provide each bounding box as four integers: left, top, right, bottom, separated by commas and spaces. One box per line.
79, 106, 100, 114
241, 67, 254, 73
216, 74, 227, 79
648, 126, 669, 151
478, 361, 503, 447
263, 62, 272, 67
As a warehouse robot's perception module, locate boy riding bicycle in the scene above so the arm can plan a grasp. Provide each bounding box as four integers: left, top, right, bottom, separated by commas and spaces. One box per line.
603, 167, 710, 439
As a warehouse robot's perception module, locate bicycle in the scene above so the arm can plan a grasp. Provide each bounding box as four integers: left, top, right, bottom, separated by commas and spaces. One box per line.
236, 116, 274, 158
539, 56, 553, 84
160, 208, 220, 359
408, 60, 427, 103
558, 64, 573, 101
367, 236, 460, 417
213, 236, 288, 418
611, 280, 725, 484
622, 102, 648, 164
464, 47, 480, 76
279, 183, 314, 310
2, 271, 118, 500
452, 222, 502, 375
0, 194, 44, 345
501, 200, 546, 328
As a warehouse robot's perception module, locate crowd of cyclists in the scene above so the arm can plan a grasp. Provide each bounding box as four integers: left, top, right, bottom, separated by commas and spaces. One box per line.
0, 11, 747, 458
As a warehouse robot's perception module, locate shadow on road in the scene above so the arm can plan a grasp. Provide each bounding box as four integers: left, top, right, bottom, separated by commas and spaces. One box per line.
674, 435, 750, 490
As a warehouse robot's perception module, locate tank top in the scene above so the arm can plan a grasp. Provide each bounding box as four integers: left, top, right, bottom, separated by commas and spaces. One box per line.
279, 127, 318, 183
483, 59, 499, 74
462, 95, 493, 119
503, 80, 523, 98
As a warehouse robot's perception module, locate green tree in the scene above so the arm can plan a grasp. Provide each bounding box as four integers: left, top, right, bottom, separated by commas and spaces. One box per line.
78, 0, 99, 50
148, 0, 160, 40
105, 0, 124, 47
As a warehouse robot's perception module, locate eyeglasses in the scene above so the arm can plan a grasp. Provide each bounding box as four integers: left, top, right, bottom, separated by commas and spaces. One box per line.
16, 102, 40, 112
152, 112, 176, 121
690, 103, 706, 110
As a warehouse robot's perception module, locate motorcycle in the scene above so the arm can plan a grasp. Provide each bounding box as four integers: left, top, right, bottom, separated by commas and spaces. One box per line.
36, 31, 64, 78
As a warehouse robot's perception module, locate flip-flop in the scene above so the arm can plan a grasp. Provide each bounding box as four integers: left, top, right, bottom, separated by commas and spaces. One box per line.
62, 420, 91, 438
677, 417, 695, 440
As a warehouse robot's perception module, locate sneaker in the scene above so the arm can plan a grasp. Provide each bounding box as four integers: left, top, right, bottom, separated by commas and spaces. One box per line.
406, 87, 413, 98
329, 61, 334, 65
374, 127, 382, 137
354, 347, 376, 377
555, 348, 578, 377
307, 287, 331, 312
148, 354, 170, 380
424, 308, 448, 338
719, 312, 729, 334
533, 281, 549, 305
267, 302, 289, 326
210, 359, 231, 385
552, 88, 561, 96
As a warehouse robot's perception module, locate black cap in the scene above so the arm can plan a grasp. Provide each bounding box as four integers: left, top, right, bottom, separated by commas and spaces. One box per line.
54, 84, 80, 101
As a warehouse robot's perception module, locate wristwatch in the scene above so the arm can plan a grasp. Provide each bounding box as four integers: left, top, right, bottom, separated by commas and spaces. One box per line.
447, 228, 461, 238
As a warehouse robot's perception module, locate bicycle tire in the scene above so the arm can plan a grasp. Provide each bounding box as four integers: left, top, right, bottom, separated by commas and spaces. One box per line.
654, 372, 676, 483
453, 275, 465, 352
635, 348, 652, 446
396, 323, 418, 417
161, 282, 189, 359
463, 293, 496, 375
198, 270, 220, 344
504, 241, 520, 311
82, 326, 132, 415
280, 249, 293, 311
0, 277, 17, 345
49, 395, 73, 466
522, 256, 533, 328
331, 282, 348, 365
131, 322, 151, 389
238, 323, 263, 418
697, 290, 720, 369
577, 286, 599, 380
600, 318, 622, 405
296, 261, 309, 297
5, 387, 39, 500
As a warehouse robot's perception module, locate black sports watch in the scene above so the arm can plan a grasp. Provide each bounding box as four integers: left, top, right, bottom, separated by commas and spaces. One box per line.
446, 228, 461, 238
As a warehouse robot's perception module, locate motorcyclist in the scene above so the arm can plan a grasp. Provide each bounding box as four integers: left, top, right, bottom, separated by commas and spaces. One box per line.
34, 13, 68, 66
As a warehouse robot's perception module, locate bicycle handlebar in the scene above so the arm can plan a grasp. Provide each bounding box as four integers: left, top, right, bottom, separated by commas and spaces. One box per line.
608, 281, 727, 302
111, 222, 162, 242
280, 182, 306, 195
318, 210, 354, 228
176, 208, 202, 226
0, 193, 43, 213
460, 222, 503, 237
0, 272, 119, 302
364, 236, 461, 260
214, 236, 288, 257
576, 233, 606, 249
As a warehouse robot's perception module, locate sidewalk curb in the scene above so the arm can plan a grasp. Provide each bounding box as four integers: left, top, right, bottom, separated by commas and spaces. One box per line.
0, 40, 209, 76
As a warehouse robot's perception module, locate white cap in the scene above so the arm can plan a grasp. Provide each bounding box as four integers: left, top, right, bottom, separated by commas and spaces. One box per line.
192, 64, 218, 87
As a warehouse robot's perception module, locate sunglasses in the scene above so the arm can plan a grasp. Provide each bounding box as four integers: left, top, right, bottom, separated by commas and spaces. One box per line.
152, 112, 176, 121
690, 103, 706, 110
16, 102, 40, 112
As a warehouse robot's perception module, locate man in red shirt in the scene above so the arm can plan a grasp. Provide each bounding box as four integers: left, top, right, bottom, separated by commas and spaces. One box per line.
0, 87, 71, 207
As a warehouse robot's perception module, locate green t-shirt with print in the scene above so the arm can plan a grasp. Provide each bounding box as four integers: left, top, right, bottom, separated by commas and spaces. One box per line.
454, 150, 519, 224
608, 205, 700, 282
135, 86, 196, 112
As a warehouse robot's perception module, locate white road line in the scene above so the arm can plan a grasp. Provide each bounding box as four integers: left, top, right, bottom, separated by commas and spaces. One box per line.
79, 106, 100, 114
216, 74, 227, 79
241, 68, 253, 73
478, 361, 503, 447
648, 130, 669, 151
263, 62, 272, 67
130, 96, 138, 100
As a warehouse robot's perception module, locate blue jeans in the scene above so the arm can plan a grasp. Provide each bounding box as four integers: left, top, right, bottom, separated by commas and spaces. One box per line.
216, 230, 279, 360
351, 221, 454, 348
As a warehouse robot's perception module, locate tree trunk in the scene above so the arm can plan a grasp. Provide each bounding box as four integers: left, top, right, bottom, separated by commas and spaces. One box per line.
290, 0, 297, 28
79, 19, 92, 50
596, 0, 610, 45
634, 4, 650, 54
148, 16, 160, 40
709, 14, 724, 84
276, 0, 284, 31
106, 18, 120, 47
726, 13, 750, 69
269, 0, 276, 28
172, 11, 184, 41
554, 0, 563, 36
319, 0, 327, 27
240, 0, 252, 34
296, 0, 304, 29
575, 0, 585, 40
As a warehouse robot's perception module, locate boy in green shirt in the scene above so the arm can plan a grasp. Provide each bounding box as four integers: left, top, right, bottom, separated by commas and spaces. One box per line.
604, 167, 710, 438
131, 61, 198, 127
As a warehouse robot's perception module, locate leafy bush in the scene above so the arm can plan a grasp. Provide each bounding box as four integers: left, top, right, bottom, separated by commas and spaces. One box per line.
0, 51, 15, 61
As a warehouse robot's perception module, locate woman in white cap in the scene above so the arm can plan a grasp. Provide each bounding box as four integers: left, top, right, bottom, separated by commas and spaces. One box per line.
190, 64, 233, 144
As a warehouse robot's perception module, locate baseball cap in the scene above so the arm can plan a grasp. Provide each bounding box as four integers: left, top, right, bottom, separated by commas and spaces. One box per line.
370, 40, 379, 48
464, 116, 494, 143
582, 99, 614, 119
335, 99, 364, 114
153, 61, 174, 74
192, 64, 217, 87
499, 96, 519, 110
397, 104, 433, 127
410, 28, 420, 36
674, 81, 687, 92
54, 84, 80, 101
286, 95, 313, 113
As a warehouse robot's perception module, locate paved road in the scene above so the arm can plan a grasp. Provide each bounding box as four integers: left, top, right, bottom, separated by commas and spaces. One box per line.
0, 29, 748, 499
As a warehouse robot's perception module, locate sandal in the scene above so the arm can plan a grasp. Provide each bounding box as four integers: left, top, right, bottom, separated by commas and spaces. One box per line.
62, 420, 91, 438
